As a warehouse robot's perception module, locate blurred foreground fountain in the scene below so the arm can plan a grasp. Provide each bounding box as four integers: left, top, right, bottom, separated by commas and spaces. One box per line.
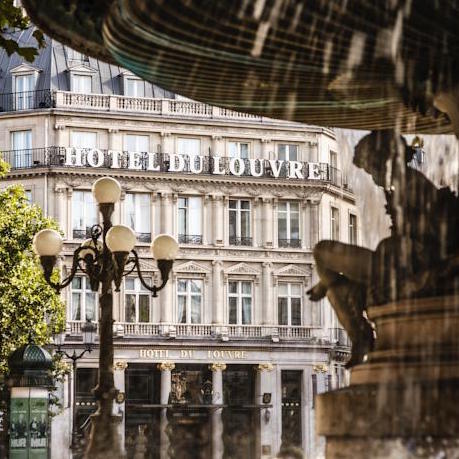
310, 130, 459, 458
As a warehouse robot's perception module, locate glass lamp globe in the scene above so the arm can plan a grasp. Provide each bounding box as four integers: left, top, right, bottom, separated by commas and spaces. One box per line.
106, 225, 137, 253
33, 229, 63, 256
151, 234, 179, 260
92, 177, 121, 204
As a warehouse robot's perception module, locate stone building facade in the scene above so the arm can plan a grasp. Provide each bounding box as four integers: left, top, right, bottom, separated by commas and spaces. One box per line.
0, 34, 357, 459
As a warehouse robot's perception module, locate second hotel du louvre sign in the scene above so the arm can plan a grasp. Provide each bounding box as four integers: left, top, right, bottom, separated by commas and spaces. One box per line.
63, 147, 329, 181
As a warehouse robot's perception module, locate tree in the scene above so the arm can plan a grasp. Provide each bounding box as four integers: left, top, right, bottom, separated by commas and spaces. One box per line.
0, 159, 64, 374
0, 0, 45, 62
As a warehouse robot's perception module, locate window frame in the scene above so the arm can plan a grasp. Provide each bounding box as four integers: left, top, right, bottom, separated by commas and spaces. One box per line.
277, 144, 299, 161
277, 282, 303, 326
71, 130, 97, 149
70, 276, 98, 321
178, 196, 203, 242
13, 73, 37, 109
228, 199, 251, 243
72, 190, 98, 238
124, 192, 151, 241
125, 78, 145, 97
277, 201, 300, 243
11, 129, 32, 168
331, 206, 340, 241
124, 277, 152, 323
123, 134, 149, 152
176, 278, 203, 324
348, 212, 358, 245
71, 73, 93, 94
228, 141, 250, 159
227, 280, 253, 325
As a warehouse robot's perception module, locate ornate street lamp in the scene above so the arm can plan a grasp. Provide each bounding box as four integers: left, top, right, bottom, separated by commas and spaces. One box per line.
32, 177, 179, 459
54, 319, 97, 451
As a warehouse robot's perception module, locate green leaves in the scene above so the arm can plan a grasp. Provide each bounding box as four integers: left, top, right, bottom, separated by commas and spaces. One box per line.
0, 0, 46, 62
0, 159, 64, 374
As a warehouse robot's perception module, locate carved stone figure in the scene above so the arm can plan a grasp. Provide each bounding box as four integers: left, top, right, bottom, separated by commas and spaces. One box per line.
308, 130, 459, 367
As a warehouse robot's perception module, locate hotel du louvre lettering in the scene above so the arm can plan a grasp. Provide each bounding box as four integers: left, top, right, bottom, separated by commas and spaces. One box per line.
64, 147, 326, 180
139, 348, 248, 360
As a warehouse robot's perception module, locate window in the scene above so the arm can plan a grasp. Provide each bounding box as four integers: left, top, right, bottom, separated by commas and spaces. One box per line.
178, 197, 202, 244
124, 278, 151, 323
331, 207, 340, 240
278, 144, 298, 161
281, 371, 302, 449
72, 74, 92, 94
71, 276, 97, 321
177, 138, 200, 156
330, 151, 338, 184
125, 193, 151, 242
278, 283, 302, 325
15, 74, 35, 109
177, 279, 203, 323
72, 191, 98, 239
71, 131, 97, 149
349, 213, 358, 245
229, 200, 251, 245
11, 130, 32, 168
228, 141, 249, 159
125, 78, 145, 97
278, 202, 300, 247
124, 134, 149, 152
228, 281, 252, 324
24, 190, 32, 204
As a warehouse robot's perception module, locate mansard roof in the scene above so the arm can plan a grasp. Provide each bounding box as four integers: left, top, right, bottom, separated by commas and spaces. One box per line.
0, 27, 174, 98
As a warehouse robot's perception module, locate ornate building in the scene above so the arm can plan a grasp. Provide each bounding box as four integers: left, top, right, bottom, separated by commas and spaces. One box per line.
0, 32, 356, 459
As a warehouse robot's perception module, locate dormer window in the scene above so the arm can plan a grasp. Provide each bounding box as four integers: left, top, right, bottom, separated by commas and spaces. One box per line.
11, 64, 40, 110
120, 70, 145, 97
125, 78, 145, 97
68, 64, 96, 94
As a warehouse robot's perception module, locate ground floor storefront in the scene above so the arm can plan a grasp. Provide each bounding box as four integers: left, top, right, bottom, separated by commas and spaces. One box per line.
50, 344, 345, 458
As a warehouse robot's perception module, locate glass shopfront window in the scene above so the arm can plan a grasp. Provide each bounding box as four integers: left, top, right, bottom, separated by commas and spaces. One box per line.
281, 370, 302, 450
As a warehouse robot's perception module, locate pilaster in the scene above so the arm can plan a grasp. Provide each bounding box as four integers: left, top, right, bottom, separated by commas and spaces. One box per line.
212, 195, 224, 246
262, 197, 273, 248
210, 362, 226, 459
158, 361, 175, 459
212, 260, 224, 324
256, 363, 275, 459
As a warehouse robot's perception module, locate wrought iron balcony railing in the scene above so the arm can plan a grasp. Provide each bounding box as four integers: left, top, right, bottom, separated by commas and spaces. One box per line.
136, 232, 152, 243
1, 147, 352, 192
229, 236, 252, 247
278, 238, 302, 248
72, 227, 93, 240
178, 234, 203, 244
0, 90, 54, 112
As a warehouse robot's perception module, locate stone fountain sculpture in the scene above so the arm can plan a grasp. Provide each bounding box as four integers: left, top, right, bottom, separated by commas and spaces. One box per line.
309, 129, 459, 457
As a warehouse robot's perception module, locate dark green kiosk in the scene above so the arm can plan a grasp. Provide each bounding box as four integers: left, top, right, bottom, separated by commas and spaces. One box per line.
7, 343, 53, 459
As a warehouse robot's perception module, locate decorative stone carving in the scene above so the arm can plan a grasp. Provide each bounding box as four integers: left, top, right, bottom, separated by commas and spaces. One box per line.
157, 361, 175, 372
274, 264, 311, 277
313, 364, 328, 373
256, 363, 274, 372
114, 360, 128, 371
174, 260, 211, 274
224, 262, 261, 276
209, 363, 227, 372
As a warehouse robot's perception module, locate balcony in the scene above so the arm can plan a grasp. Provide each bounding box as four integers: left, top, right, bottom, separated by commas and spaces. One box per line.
178, 234, 203, 245
278, 238, 301, 248
67, 320, 326, 342
229, 236, 252, 247
0, 90, 54, 112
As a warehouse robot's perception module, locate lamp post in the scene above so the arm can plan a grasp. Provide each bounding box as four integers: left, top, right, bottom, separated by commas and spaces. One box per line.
54, 319, 97, 452
32, 177, 179, 459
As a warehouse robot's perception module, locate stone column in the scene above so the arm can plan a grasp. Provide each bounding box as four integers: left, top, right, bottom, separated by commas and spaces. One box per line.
303, 201, 311, 249
160, 131, 172, 154
54, 187, 67, 237
113, 361, 128, 451
309, 199, 320, 246
256, 363, 275, 458
212, 195, 224, 246
66, 188, 73, 240
158, 362, 175, 459
108, 128, 120, 151
262, 198, 273, 248
262, 263, 274, 325
203, 195, 210, 245
211, 135, 223, 156
210, 363, 226, 459
212, 260, 224, 324
261, 138, 272, 159
54, 124, 66, 146
160, 192, 174, 234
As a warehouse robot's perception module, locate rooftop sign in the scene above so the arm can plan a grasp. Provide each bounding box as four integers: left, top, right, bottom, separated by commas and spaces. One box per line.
64, 148, 329, 180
